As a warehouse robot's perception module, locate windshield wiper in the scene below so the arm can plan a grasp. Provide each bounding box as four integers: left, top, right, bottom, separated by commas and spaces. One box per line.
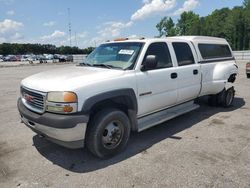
92, 64, 123, 70
78, 62, 92, 67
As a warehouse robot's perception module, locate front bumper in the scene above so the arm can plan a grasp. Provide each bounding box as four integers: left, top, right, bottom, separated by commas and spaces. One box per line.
17, 98, 89, 149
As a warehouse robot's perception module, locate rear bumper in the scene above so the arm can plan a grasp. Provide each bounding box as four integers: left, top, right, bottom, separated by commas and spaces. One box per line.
18, 98, 89, 148
246, 68, 250, 74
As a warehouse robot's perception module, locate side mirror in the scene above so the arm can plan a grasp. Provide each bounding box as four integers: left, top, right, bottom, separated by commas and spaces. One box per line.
142, 55, 158, 71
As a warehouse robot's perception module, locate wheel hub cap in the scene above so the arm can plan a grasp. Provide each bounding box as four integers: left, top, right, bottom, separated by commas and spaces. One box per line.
102, 121, 123, 149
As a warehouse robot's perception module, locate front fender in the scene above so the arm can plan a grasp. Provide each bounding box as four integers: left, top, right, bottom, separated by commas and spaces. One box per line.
81, 88, 138, 114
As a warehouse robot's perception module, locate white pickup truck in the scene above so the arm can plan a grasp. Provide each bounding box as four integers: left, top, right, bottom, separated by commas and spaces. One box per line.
18, 36, 238, 158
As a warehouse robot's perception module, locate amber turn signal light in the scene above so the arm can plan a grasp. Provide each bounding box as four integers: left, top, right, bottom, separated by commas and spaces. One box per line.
63, 105, 73, 113
63, 92, 77, 103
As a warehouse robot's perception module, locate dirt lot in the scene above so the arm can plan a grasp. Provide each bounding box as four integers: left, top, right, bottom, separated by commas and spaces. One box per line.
0, 62, 249, 188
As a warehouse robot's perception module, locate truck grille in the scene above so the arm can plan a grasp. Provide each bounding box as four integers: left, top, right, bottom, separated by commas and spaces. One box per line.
21, 87, 46, 113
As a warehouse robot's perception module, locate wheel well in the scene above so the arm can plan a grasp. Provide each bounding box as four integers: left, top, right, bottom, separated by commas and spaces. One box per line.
88, 96, 138, 131
89, 98, 127, 117
228, 74, 236, 83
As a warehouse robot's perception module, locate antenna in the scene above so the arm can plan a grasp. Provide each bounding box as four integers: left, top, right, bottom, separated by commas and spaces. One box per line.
67, 8, 72, 47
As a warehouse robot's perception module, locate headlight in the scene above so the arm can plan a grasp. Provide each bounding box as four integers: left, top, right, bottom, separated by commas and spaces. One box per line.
46, 91, 78, 114
47, 91, 77, 103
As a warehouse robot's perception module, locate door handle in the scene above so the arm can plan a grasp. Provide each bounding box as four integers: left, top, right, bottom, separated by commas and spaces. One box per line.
171, 73, 178, 79
193, 69, 198, 75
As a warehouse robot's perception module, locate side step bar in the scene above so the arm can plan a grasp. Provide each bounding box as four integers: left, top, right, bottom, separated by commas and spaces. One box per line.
137, 101, 200, 132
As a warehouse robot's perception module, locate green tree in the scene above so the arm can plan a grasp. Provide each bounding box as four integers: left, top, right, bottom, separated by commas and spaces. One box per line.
156, 17, 176, 37
243, 0, 250, 7
203, 8, 231, 38
83, 47, 95, 54
243, 0, 250, 49
0, 43, 94, 55
176, 11, 200, 35
225, 7, 245, 50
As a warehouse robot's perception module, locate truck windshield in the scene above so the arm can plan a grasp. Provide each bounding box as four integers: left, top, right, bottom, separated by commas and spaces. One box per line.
82, 42, 144, 70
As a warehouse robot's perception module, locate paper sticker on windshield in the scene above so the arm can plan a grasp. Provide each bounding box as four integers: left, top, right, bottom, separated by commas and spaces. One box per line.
118, 49, 134, 55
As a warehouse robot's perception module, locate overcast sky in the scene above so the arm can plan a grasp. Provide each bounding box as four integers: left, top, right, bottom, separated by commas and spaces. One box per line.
0, 0, 244, 48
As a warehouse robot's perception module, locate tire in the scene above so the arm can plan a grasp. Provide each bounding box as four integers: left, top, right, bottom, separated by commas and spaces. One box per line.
86, 108, 131, 159
208, 95, 218, 106
221, 87, 235, 107
247, 74, 250, 78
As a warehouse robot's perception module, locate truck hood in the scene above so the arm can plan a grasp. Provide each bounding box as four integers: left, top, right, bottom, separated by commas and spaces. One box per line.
21, 65, 125, 92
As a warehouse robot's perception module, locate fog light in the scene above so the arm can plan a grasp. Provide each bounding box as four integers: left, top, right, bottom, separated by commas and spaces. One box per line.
46, 102, 77, 114
47, 105, 64, 113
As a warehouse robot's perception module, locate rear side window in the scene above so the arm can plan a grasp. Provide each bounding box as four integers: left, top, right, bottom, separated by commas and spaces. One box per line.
172, 42, 195, 66
144, 42, 172, 69
198, 44, 232, 59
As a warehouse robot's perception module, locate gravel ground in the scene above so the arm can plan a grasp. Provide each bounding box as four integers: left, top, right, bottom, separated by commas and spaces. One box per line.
0, 61, 249, 188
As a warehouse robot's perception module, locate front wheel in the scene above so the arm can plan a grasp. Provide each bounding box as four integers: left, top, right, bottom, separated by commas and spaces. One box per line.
86, 108, 131, 159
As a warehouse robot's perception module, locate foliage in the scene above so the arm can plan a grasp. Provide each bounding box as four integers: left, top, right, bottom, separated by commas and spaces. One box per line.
156, 0, 250, 50
176, 11, 200, 35
0, 43, 94, 55
156, 17, 176, 37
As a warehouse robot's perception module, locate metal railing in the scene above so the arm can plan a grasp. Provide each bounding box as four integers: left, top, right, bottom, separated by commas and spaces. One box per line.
73, 54, 87, 63
233, 51, 250, 60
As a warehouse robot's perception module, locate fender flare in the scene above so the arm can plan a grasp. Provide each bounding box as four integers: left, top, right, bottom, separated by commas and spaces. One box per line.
81, 88, 138, 114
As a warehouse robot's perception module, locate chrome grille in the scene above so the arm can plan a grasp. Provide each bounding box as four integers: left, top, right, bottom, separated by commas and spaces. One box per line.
21, 87, 46, 113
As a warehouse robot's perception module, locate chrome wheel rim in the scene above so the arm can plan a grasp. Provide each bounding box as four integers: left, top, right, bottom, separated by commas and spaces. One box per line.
102, 120, 123, 149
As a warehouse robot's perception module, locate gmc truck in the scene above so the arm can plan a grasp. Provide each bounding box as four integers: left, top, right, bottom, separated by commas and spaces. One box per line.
18, 36, 238, 158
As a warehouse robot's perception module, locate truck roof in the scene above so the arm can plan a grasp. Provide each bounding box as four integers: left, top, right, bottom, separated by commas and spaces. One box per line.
105, 36, 228, 44
168, 36, 227, 43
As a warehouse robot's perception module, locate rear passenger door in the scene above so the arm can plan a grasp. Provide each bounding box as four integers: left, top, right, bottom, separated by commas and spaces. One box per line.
172, 42, 201, 103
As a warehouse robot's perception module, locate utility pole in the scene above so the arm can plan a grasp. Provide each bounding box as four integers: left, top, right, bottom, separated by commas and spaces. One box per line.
75, 32, 78, 47
68, 8, 72, 47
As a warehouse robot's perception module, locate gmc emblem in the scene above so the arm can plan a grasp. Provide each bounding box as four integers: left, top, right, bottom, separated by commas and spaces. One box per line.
23, 93, 34, 102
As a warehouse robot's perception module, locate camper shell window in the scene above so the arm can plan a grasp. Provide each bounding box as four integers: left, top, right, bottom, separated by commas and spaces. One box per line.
198, 44, 232, 59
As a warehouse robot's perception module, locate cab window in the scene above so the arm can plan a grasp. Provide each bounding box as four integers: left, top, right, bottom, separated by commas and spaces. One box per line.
144, 42, 173, 69
173, 42, 195, 66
